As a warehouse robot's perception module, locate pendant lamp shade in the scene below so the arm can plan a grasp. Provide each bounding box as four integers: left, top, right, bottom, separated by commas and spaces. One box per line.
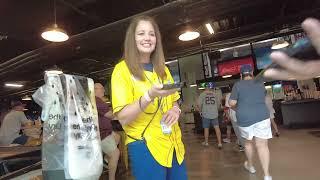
41, 24, 69, 42
178, 31, 200, 41
41, 0, 69, 42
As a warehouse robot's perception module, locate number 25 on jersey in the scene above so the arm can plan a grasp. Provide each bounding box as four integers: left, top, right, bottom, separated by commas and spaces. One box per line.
205, 96, 215, 104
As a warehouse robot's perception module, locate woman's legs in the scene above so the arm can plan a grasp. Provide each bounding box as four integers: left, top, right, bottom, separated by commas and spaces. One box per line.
128, 141, 187, 180
244, 140, 255, 167
128, 141, 166, 180
167, 152, 187, 180
255, 137, 271, 177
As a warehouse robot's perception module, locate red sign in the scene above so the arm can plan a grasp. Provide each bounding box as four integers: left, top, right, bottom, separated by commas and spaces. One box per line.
218, 56, 254, 76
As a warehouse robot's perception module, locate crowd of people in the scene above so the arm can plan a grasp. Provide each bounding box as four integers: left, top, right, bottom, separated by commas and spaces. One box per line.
0, 15, 319, 180
108, 16, 320, 180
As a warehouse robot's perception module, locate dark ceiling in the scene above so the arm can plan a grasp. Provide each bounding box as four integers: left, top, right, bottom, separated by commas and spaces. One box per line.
0, 0, 319, 98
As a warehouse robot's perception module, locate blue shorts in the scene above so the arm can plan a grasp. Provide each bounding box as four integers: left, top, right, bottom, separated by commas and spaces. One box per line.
128, 140, 187, 180
202, 117, 219, 128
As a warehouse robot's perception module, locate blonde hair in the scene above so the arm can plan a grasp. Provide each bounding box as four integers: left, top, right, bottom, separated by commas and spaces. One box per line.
123, 15, 166, 80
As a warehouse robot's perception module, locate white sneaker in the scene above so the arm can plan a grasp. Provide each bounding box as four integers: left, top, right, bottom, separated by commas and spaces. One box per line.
264, 176, 272, 180
223, 138, 231, 143
243, 161, 256, 174
202, 142, 209, 146
218, 144, 223, 149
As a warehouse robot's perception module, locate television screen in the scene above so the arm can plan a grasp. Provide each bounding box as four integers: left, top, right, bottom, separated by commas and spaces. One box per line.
254, 47, 273, 70
217, 56, 254, 76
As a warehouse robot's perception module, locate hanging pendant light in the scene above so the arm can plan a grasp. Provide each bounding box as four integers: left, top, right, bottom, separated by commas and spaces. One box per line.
41, 0, 69, 42
41, 24, 69, 42
178, 7, 200, 41
178, 31, 200, 41
45, 65, 63, 75
271, 38, 289, 49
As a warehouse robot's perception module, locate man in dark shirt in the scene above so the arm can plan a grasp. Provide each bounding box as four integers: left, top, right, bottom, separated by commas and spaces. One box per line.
95, 83, 119, 180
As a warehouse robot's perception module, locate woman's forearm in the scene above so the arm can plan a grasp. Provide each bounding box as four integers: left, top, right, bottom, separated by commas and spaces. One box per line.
116, 96, 152, 125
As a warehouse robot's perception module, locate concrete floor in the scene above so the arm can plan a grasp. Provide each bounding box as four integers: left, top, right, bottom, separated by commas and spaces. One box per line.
119, 125, 320, 180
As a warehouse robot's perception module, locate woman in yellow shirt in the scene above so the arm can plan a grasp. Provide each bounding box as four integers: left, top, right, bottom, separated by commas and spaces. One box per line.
111, 16, 187, 180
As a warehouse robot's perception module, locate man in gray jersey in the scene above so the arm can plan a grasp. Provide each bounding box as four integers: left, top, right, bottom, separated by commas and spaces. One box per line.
198, 82, 222, 149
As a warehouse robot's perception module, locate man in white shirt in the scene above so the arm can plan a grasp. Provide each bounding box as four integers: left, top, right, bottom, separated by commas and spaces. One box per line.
225, 89, 245, 151
0, 101, 29, 145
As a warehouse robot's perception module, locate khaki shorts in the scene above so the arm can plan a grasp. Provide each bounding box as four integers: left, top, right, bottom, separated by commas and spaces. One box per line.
101, 132, 117, 155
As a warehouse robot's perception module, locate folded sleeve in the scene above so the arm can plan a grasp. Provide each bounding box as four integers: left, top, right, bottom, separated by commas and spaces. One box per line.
111, 63, 134, 114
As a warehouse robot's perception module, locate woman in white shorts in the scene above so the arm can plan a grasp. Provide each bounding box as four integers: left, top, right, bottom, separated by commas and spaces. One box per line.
238, 118, 272, 141
229, 64, 272, 180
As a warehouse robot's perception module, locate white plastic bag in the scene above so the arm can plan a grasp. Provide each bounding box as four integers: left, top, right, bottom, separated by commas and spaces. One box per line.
33, 73, 102, 180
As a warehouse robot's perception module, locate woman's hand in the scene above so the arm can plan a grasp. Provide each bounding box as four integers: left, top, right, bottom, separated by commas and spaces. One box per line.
148, 84, 179, 100
162, 107, 181, 127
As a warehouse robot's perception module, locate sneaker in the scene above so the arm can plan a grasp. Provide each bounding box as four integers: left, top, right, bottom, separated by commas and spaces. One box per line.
275, 132, 280, 137
239, 145, 245, 152
243, 161, 256, 174
202, 142, 209, 146
223, 138, 231, 143
218, 144, 223, 149
264, 176, 272, 180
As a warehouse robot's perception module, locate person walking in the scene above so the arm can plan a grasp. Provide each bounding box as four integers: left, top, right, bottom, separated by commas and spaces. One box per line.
229, 64, 273, 180
198, 82, 223, 149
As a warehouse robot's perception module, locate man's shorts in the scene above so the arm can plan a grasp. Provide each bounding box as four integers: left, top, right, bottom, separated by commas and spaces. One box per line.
202, 117, 219, 128
239, 118, 272, 140
101, 132, 117, 155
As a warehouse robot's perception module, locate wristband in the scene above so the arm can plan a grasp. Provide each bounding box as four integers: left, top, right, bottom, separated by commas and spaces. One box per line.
143, 90, 153, 102
173, 106, 182, 114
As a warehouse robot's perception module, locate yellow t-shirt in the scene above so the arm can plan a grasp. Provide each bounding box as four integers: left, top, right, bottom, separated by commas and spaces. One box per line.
111, 60, 185, 167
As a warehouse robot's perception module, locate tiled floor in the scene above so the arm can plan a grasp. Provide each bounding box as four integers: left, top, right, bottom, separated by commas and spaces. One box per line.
119, 125, 320, 180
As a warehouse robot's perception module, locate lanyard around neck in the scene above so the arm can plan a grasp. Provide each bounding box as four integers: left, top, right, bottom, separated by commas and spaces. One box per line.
144, 70, 162, 85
